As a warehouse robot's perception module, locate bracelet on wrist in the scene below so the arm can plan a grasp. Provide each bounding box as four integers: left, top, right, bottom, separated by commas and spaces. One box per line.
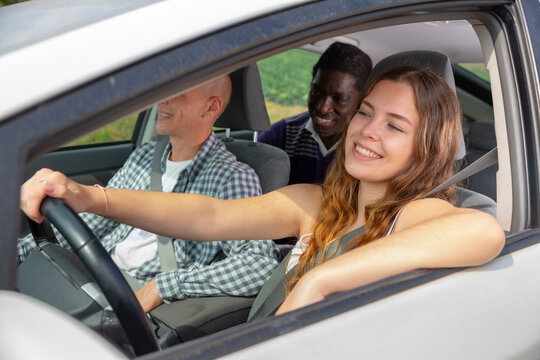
93, 184, 109, 217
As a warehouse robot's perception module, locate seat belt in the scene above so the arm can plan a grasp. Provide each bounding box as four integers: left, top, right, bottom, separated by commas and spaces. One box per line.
151, 135, 179, 272
424, 147, 498, 198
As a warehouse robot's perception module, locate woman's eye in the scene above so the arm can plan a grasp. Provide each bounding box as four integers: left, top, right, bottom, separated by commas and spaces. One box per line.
357, 110, 371, 118
388, 123, 404, 132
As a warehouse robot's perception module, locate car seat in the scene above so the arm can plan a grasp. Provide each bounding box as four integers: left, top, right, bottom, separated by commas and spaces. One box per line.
215, 64, 290, 194
216, 64, 294, 259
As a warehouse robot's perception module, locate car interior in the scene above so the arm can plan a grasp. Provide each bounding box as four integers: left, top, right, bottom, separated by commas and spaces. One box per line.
15, 14, 509, 357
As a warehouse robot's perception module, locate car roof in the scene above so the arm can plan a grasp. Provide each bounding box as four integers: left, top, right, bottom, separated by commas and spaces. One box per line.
0, 0, 164, 55
301, 20, 484, 64
0, 0, 307, 121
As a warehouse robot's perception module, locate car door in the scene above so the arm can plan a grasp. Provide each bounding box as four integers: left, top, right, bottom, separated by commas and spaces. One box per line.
2, 0, 540, 359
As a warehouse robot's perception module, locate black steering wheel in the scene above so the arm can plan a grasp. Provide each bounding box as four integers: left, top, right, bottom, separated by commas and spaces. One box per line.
35, 197, 159, 356
26, 212, 59, 245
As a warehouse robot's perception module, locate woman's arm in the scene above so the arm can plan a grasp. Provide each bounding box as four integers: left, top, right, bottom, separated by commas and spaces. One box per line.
276, 198, 505, 314
21, 168, 322, 242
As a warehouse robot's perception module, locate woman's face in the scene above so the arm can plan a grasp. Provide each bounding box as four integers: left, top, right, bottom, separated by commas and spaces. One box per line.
344, 79, 420, 185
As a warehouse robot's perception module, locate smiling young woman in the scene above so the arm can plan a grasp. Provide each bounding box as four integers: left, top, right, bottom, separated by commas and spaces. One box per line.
288, 66, 463, 297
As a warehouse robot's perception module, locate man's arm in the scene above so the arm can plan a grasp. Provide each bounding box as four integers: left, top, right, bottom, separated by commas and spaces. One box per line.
155, 240, 278, 303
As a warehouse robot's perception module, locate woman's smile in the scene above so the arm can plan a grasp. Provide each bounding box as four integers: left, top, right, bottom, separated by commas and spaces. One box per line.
353, 143, 383, 160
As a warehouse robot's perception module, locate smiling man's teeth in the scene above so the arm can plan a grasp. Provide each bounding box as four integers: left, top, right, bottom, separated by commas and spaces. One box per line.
159, 112, 173, 118
316, 116, 332, 123
355, 145, 382, 159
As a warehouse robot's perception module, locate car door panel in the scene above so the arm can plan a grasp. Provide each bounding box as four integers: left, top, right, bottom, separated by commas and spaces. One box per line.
25, 142, 135, 186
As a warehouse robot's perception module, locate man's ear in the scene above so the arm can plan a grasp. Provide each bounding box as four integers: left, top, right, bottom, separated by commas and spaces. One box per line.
204, 96, 224, 119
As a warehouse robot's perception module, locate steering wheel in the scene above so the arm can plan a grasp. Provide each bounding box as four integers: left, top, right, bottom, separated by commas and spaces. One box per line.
34, 197, 159, 356
26, 214, 59, 245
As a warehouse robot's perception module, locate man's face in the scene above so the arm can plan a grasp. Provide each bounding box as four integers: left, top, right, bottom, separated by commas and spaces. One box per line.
155, 88, 208, 137
308, 69, 362, 145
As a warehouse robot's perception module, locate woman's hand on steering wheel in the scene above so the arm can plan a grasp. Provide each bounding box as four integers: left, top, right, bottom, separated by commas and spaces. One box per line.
21, 168, 93, 223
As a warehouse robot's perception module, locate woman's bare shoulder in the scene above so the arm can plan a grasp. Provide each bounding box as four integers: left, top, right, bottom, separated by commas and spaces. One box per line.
394, 198, 459, 233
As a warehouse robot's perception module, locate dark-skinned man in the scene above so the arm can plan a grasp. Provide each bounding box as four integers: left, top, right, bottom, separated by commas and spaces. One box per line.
259, 42, 372, 184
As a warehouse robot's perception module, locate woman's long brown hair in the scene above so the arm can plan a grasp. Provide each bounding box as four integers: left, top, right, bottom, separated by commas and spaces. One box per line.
287, 66, 462, 293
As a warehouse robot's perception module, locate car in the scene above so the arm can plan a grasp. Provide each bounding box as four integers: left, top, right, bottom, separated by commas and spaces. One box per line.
0, 0, 539, 359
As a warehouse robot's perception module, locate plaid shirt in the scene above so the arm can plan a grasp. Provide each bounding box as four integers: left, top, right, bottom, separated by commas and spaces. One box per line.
19, 133, 279, 303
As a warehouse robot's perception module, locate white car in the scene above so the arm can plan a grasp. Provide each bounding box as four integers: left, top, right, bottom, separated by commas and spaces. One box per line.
0, 0, 539, 359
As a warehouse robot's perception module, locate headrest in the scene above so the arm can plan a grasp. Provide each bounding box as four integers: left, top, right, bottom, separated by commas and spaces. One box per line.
367, 50, 465, 160
214, 63, 271, 131
468, 121, 496, 151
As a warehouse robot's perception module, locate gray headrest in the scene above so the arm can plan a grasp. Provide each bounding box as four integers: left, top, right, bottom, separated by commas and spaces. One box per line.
214, 63, 270, 131
367, 50, 465, 160
468, 121, 496, 151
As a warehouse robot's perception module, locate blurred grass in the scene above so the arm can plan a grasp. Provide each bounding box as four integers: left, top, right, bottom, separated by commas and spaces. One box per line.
0, 0, 27, 6
66, 115, 138, 146
266, 101, 307, 124
258, 49, 319, 106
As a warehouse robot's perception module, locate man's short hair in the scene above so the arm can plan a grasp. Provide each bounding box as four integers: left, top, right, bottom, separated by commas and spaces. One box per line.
312, 42, 373, 91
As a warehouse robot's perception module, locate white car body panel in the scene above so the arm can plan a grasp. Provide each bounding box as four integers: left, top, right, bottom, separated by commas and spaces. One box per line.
221, 245, 540, 360
0, 291, 127, 360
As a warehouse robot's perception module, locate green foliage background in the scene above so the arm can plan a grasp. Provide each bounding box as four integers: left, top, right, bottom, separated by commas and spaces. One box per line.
459, 63, 490, 82
67, 115, 138, 146
258, 49, 319, 106
0, 0, 26, 6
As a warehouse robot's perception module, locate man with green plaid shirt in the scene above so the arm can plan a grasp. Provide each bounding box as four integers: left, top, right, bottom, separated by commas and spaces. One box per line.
18, 75, 279, 312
